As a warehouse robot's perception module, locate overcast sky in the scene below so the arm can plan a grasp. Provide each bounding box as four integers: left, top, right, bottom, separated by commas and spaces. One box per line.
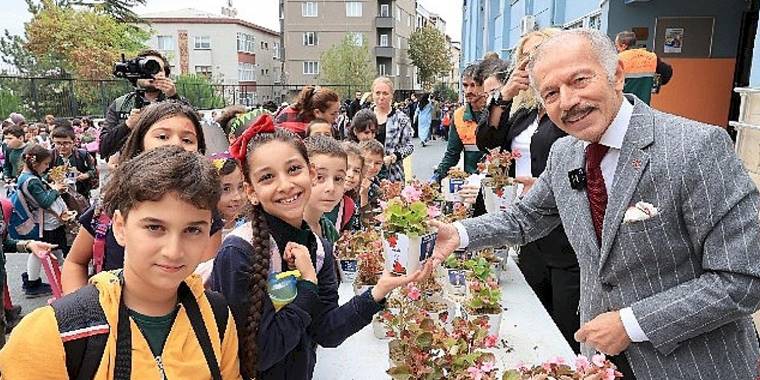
3, 0, 462, 41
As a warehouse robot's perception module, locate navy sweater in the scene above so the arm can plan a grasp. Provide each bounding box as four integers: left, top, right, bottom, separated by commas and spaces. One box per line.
211, 232, 384, 379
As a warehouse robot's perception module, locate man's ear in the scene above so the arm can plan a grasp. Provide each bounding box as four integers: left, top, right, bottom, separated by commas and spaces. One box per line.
112, 210, 127, 246
613, 60, 626, 92
244, 182, 259, 205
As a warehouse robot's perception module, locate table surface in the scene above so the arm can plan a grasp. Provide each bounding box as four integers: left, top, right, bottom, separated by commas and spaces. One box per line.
313, 257, 576, 379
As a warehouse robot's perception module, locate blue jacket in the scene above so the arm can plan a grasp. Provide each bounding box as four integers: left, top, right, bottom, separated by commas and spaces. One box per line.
211, 234, 384, 379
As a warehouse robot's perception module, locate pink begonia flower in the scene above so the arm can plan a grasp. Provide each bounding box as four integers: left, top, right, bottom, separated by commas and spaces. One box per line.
591, 353, 606, 368
484, 335, 498, 348
374, 213, 386, 223
466, 366, 484, 380
549, 356, 565, 365
379, 200, 388, 210
575, 355, 590, 372
427, 205, 441, 218
481, 362, 496, 373
401, 185, 422, 203
406, 284, 421, 301
511, 149, 522, 159
516, 361, 527, 371
603, 368, 618, 380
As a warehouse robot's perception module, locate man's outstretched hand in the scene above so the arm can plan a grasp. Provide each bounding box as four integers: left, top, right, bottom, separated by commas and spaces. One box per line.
429, 220, 461, 266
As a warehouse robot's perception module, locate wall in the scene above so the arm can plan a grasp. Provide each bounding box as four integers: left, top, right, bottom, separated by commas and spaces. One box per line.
607, 0, 749, 126
751, 27, 760, 86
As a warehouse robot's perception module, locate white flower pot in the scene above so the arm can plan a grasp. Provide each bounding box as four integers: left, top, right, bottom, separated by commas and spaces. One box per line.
382, 232, 437, 275
441, 177, 465, 202
338, 259, 358, 283
465, 309, 503, 337
371, 315, 390, 339
483, 183, 522, 213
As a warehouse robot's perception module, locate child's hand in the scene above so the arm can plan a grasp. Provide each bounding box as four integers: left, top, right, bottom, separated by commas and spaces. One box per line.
370, 261, 434, 302
283, 242, 317, 284
27, 241, 57, 259
457, 183, 481, 205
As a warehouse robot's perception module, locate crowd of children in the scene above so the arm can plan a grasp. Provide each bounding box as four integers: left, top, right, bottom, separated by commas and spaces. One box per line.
0, 75, 441, 379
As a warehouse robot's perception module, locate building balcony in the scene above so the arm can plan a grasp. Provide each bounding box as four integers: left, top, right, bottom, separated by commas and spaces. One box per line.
375, 16, 394, 29
375, 46, 394, 58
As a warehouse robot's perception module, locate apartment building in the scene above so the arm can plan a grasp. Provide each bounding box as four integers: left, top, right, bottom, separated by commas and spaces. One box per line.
141, 8, 283, 105
280, 0, 417, 93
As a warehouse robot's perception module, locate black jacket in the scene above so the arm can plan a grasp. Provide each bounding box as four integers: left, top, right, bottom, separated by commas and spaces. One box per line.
99, 92, 188, 160
476, 102, 578, 268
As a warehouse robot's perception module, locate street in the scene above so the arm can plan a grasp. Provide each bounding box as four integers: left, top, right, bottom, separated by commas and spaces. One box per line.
3, 137, 449, 322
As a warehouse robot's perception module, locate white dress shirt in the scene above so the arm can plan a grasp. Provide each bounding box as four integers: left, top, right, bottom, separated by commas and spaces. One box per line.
454, 96, 649, 342
512, 117, 539, 177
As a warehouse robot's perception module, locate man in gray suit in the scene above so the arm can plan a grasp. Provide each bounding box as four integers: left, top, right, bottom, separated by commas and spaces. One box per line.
431, 28, 760, 379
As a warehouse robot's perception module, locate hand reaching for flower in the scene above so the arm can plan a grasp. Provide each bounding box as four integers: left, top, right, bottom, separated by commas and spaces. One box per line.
370, 261, 433, 302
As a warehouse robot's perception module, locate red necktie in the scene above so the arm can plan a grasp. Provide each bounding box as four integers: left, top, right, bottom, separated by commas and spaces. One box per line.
586, 143, 609, 245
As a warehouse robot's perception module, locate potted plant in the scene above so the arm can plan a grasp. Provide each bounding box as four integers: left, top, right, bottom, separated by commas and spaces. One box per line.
472, 249, 504, 282
335, 229, 382, 283
464, 277, 503, 336
378, 182, 440, 275
442, 167, 469, 202
352, 248, 384, 296
503, 354, 623, 380
442, 251, 471, 294
477, 148, 520, 213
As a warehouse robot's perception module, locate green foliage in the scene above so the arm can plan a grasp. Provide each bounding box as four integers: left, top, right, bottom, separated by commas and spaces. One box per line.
433, 82, 458, 103
319, 34, 376, 98
0, 89, 22, 118
175, 74, 225, 109
408, 26, 452, 91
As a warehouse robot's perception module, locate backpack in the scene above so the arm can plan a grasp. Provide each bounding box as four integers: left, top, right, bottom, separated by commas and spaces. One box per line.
0, 198, 12, 240
8, 173, 44, 240
53, 282, 229, 380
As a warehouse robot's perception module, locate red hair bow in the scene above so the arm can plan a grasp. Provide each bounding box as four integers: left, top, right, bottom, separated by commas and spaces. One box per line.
229, 114, 276, 161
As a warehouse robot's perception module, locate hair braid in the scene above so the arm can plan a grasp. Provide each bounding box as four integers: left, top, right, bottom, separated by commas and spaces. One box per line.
240, 205, 271, 379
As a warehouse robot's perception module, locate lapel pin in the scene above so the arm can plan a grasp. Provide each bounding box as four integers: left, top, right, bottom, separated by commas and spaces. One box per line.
631, 159, 642, 170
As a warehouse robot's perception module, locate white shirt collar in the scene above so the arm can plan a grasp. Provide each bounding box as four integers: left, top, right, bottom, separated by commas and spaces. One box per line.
596, 97, 633, 150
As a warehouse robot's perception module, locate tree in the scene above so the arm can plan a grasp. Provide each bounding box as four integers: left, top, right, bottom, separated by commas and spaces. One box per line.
408, 26, 452, 91
175, 74, 225, 109
433, 82, 458, 103
319, 34, 376, 99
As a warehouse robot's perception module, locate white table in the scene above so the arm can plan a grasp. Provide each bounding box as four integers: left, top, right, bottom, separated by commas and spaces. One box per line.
313, 257, 576, 379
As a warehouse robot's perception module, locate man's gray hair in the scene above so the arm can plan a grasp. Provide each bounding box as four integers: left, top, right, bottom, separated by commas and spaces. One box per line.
528, 28, 619, 90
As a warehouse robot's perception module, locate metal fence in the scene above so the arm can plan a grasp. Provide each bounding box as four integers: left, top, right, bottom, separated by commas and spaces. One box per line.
0, 75, 460, 120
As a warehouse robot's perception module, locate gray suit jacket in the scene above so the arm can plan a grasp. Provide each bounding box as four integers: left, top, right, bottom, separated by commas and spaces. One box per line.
461, 95, 760, 379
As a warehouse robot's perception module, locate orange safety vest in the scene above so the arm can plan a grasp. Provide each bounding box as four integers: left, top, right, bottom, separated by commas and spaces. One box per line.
619, 48, 657, 75
453, 105, 478, 147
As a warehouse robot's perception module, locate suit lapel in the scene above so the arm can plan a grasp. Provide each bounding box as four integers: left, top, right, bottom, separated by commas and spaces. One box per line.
598, 97, 655, 273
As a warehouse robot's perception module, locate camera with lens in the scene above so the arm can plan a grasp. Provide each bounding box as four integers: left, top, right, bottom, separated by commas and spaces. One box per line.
113, 54, 161, 80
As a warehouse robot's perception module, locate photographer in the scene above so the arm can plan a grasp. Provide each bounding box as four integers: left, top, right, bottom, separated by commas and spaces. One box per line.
99, 50, 188, 160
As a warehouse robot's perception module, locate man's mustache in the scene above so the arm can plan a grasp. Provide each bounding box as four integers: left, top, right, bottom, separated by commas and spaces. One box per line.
561, 103, 596, 124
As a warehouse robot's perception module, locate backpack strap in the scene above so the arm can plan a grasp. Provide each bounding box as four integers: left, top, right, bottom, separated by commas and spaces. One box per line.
179, 283, 223, 380
205, 289, 229, 343
52, 284, 110, 380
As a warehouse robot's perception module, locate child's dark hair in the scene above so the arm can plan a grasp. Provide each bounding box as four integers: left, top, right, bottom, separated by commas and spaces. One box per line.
305, 118, 331, 138
4, 124, 25, 139
210, 153, 241, 177
291, 86, 339, 121
238, 127, 309, 378
121, 101, 206, 162
217, 105, 248, 135
22, 144, 52, 175
51, 126, 76, 141
358, 139, 384, 157
348, 109, 378, 142
305, 135, 346, 161
101, 145, 220, 219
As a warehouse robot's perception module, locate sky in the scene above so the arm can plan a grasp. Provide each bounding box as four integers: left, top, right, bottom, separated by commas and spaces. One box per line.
2, 0, 463, 42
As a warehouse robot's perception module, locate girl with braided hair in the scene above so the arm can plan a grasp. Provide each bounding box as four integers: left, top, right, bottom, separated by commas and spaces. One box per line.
210, 115, 431, 379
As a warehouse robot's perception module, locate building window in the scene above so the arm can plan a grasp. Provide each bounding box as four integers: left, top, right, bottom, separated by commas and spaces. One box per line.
238, 63, 256, 81
565, 19, 584, 30
347, 32, 363, 46
194, 36, 211, 50
380, 34, 389, 47
303, 32, 317, 46
378, 63, 386, 76
346, 2, 362, 17
302, 1, 318, 17
273, 42, 280, 59
237, 32, 255, 53
195, 65, 212, 78
380, 4, 389, 17
303, 61, 319, 75
157, 35, 174, 51
587, 13, 601, 30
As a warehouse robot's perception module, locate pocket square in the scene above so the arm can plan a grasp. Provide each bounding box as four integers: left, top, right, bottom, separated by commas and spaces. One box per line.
624, 201, 659, 223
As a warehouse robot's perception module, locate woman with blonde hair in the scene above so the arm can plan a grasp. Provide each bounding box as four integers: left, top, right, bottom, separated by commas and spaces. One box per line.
370, 76, 413, 182
472, 28, 582, 354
